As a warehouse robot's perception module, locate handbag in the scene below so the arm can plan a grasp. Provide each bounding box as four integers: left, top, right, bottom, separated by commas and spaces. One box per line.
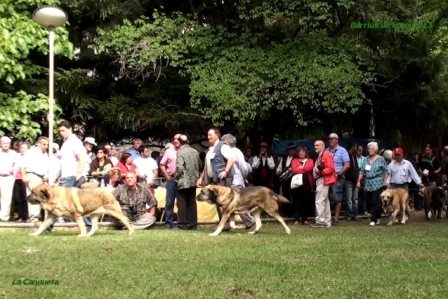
279, 167, 293, 182
290, 174, 303, 189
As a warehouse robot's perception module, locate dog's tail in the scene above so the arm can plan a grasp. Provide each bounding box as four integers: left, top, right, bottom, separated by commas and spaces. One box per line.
273, 194, 292, 204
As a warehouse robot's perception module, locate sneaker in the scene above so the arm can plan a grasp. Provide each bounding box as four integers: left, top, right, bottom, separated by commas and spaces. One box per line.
332, 219, 339, 226
310, 223, 326, 228
57, 217, 65, 223
369, 221, 376, 227
364, 212, 371, 216
376, 219, 381, 225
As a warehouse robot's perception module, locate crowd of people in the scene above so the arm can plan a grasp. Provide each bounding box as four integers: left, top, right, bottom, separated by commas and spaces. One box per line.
0, 123, 447, 232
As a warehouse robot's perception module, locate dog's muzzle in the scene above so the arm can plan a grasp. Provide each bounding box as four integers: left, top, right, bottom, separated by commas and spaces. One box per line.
27, 194, 39, 204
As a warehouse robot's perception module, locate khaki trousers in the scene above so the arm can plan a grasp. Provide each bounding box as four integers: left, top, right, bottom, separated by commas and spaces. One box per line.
26, 173, 44, 219
0, 176, 15, 221
314, 177, 331, 226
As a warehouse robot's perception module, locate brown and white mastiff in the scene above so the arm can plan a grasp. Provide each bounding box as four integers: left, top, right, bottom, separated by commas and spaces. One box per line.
196, 185, 291, 236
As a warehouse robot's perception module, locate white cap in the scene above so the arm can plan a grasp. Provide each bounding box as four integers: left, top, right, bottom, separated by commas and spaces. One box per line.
83, 137, 97, 146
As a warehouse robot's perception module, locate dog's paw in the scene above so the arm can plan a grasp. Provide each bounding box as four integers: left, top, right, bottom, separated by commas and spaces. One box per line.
128, 230, 135, 236
29, 232, 40, 237
387, 222, 393, 226
209, 232, 219, 236
77, 233, 87, 238
285, 228, 291, 235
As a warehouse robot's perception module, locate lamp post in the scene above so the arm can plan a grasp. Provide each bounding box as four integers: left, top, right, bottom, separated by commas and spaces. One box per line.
33, 6, 68, 159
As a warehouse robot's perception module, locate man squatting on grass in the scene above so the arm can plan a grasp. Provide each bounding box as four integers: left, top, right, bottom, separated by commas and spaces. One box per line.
112, 172, 157, 230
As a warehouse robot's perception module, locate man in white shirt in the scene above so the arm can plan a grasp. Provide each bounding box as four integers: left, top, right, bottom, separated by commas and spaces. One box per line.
133, 145, 159, 187
58, 121, 85, 187
251, 142, 276, 190
21, 136, 50, 221
0, 136, 18, 221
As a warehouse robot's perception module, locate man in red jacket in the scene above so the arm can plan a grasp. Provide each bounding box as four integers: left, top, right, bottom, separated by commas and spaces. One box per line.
311, 140, 336, 228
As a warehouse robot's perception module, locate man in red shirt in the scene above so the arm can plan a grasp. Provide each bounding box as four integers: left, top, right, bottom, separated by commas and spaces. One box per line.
311, 140, 336, 228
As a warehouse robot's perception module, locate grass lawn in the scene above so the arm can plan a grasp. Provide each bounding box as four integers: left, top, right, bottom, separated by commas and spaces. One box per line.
1, 216, 448, 299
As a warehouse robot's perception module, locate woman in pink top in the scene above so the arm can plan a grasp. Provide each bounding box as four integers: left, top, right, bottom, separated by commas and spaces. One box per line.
291, 147, 315, 225
116, 152, 139, 183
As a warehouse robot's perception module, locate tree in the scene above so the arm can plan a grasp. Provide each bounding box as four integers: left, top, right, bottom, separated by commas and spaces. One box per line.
0, 0, 73, 140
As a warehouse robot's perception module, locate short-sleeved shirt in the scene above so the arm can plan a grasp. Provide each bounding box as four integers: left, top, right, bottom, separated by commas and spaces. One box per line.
160, 147, 177, 176
59, 134, 85, 178
359, 155, 388, 191
326, 145, 350, 175
133, 157, 158, 183
113, 184, 157, 221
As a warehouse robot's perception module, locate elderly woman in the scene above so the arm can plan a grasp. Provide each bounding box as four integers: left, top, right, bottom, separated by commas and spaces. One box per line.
291, 147, 315, 225
356, 142, 389, 227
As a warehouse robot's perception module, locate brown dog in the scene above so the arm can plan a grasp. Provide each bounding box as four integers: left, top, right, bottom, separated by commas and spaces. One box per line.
27, 184, 134, 237
419, 186, 446, 220
196, 185, 291, 236
380, 188, 411, 225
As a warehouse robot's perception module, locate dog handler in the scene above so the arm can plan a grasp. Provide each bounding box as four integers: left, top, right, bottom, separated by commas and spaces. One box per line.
386, 148, 424, 191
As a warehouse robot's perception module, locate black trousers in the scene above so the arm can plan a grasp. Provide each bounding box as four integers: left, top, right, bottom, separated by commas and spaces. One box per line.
12, 179, 28, 221
279, 178, 294, 217
366, 188, 383, 222
291, 177, 314, 223
177, 187, 198, 229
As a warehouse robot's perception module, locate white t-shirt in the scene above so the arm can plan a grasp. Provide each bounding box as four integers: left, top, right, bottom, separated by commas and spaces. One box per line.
133, 157, 158, 183
59, 134, 84, 178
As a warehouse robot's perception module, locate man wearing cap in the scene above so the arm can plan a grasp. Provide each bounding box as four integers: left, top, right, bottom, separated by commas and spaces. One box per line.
251, 142, 276, 190
81, 137, 97, 185
386, 147, 424, 191
326, 133, 350, 225
275, 143, 296, 216
160, 134, 181, 229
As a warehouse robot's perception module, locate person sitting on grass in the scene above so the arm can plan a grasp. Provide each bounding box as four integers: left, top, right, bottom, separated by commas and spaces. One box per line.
112, 172, 157, 230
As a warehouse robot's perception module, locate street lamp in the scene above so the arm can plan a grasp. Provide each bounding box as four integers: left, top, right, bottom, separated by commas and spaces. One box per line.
33, 6, 68, 159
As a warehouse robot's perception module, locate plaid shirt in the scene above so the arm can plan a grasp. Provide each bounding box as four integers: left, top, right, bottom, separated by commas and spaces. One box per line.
112, 184, 157, 221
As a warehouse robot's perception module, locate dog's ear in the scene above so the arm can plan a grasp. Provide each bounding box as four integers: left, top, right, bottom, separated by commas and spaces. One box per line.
209, 186, 220, 197
40, 188, 51, 200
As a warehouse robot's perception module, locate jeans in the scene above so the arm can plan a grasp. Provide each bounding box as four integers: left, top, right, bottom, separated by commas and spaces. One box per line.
344, 180, 358, 218
164, 179, 177, 228
330, 176, 345, 203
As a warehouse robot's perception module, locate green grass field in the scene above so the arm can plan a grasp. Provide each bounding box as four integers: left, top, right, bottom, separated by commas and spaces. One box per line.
1, 217, 448, 299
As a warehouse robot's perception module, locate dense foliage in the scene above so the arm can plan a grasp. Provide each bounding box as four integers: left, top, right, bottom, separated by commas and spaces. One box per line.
1, 0, 447, 145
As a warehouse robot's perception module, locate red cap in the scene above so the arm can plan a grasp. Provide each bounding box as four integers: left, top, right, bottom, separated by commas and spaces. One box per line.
394, 147, 403, 155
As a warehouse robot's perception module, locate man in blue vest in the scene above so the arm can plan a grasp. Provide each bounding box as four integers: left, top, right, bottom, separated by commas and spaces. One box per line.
197, 128, 235, 226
